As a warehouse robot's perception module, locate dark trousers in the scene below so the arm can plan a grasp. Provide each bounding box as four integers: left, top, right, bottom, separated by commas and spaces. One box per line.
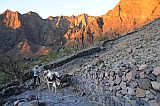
34, 76, 40, 84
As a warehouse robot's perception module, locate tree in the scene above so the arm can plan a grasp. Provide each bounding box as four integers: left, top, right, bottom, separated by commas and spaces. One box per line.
0, 52, 26, 82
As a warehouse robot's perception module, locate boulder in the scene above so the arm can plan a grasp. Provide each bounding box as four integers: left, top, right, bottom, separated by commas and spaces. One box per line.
138, 78, 151, 90
151, 81, 160, 91
145, 90, 154, 100
136, 88, 146, 97
138, 64, 148, 71
140, 72, 145, 78
153, 66, 160, 76
120, 81, 126, 90
126, 71, 132, 81
127, 87, 135, 95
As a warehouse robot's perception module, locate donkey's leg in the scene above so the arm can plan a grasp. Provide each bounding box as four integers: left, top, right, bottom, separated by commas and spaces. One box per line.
53, 83, 57, 93
47, 82, 51, 90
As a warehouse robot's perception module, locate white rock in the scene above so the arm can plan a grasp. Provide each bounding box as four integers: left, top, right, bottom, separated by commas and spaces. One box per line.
105, 72, 109, 77
126, 71, 132, 81
138, 64, 148, 71
151, 81, 160, 91
120, 81, 126, 90
127, 87, 135, 95
14, 100, 20, 106
140, 72, 145, 78
109, 87, 113, 91
153, 66, 160, 76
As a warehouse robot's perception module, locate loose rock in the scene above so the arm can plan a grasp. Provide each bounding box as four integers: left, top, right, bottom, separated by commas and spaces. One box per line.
138, 64, 148, 71
153, 66, 160, 76
136, 88, 146, 97
151, 81, 160, 91
138, 78, 151, 90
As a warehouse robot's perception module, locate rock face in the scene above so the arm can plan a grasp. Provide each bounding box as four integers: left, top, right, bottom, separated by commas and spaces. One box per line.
0, 0, 160, 58
102, 0, 160, 36
0, 10, 71, 57
1, 9, 21, 29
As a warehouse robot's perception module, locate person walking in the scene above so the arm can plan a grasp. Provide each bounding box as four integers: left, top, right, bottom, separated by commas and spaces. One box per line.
33, 65, 40, 85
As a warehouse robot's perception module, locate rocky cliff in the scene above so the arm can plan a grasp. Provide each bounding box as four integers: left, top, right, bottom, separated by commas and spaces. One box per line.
102, 0, 160, 35
0, 10, 70, 58
0, 0, 160, 58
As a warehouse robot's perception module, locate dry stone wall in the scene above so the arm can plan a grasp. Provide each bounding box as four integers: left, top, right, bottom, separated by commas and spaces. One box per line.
73, 19, 160, 106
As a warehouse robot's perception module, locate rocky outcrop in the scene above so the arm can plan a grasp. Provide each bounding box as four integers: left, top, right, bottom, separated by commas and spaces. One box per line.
65, 0, 160, 47
1, 9, 21, 29
0, 10, 71, 57
64, 14, 103, 48
102, 0, 160, 36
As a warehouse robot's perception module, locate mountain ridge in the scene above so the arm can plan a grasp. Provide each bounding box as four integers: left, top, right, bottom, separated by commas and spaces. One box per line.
0, 0, 160, 58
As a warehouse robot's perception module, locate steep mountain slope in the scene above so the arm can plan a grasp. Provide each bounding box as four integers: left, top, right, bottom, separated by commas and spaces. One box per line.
65, 0, 160, 46
75, 18, 160, 106
0, 0, 160, 58
0, 10, 70, 57
2, 18, 160, 106
46, 18, 160, 106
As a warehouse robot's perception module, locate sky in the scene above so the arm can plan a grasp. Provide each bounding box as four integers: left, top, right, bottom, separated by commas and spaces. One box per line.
0, 0, 120, 19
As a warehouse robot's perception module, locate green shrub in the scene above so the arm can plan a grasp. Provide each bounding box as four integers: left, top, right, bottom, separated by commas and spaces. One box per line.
47, 52, 59, 61
0, 72, 10, 84
59, 47, 79, 54
97, 35, 109, 42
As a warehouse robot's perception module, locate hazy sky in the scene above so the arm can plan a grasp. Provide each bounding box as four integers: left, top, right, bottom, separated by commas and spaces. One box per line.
0, 0, 120, 18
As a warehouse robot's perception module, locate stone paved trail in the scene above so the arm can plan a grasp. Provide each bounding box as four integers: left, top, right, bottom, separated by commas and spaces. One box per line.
8, 83, 101, 106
